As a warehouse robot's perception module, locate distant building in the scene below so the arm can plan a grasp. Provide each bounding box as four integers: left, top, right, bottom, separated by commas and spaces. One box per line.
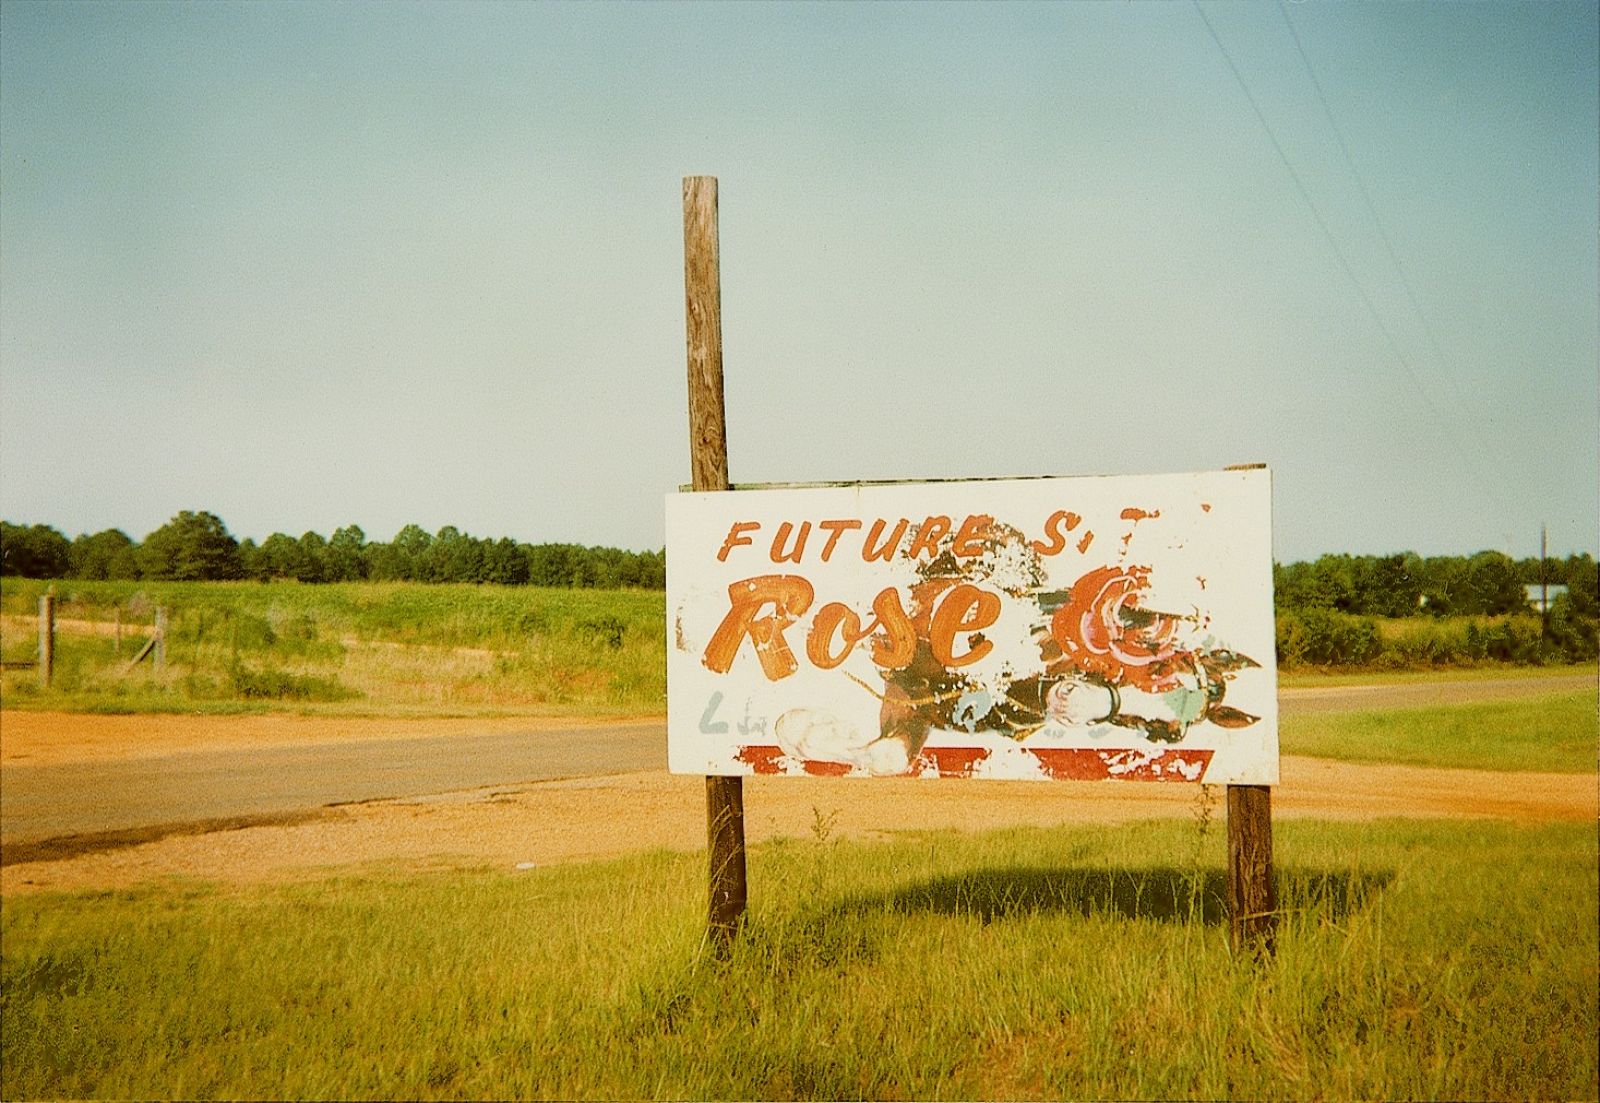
1524, 583, 1568, 613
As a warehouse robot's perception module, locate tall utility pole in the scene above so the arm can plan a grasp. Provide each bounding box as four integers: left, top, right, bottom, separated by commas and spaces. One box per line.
1540, 523, 1549, 641
683, 175, 747, 950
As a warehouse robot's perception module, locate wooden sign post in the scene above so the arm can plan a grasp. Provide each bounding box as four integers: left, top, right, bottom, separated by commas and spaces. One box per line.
683, 175, 747, 948
674, 184, 1275, 959
1222, 463, 1275, 958
1227, 783, 1275, 955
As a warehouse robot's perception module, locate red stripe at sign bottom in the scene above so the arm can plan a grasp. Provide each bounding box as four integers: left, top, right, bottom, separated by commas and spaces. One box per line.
1028, 747, 1213, 781
732, 745, 1214, 781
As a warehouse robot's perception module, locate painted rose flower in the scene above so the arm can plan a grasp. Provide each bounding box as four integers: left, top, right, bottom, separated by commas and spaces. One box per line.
1050, 565, 1191, 692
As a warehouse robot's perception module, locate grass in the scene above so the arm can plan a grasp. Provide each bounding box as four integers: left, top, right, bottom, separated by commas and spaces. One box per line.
2, 818, 1595, 1100
4, 576, 1592, 718
4, 576, 1593, 778
1277, 662, 1596, 688
0, 578, 665, 716
1280, 690, 1598, 773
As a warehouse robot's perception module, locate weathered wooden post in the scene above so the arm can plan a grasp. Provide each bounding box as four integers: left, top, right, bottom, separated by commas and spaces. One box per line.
154, 606, 168, 672
1226, 784, 1275, 955
1225, 461, 1276, 957
37, 591, 55, 689
1539, 522, 1549, 643
684, 174, 747, 948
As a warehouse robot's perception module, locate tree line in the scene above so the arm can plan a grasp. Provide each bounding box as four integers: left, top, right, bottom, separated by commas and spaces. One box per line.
0, 512, 666, 589
1273, 551, 1597, 667
3, 513, 1596, 617
1273, 550, 1597, 618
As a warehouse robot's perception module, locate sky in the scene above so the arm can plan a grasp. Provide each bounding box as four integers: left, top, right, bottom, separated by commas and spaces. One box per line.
1, 0, 1595, 563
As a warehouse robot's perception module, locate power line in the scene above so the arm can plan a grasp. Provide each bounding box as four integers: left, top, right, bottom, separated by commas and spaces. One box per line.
1190, 0, 1497, 491
1274, 0, 1472, 416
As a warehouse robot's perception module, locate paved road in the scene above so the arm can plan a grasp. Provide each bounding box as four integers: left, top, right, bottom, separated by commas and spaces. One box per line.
2, 723, 666, 847
1278, 673, 1594, 715
1, 674, 1591, 849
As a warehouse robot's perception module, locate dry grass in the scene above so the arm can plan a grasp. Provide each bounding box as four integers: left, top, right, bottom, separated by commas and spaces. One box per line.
0, 579, 665, 716
3, 819, 1595, 1100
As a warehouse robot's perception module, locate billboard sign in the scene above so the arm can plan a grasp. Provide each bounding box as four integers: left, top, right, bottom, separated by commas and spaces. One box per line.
667, 468, 1277, 784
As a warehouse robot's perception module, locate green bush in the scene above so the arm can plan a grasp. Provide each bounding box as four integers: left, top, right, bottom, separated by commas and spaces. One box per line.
229, 664, 358, 702
1374, 620, 1460, 668
1276, 608, 1591, 671
1463, 620, 1542, 664
1547, 592, 1599, 663
1276, 608, 1382, 667
578, 615, 627, 649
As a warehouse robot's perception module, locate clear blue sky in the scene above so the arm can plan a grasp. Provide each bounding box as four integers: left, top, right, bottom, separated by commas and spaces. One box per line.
2, 0, 1595, 562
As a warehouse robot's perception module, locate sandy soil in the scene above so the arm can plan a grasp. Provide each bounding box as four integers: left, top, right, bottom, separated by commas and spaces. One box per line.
1, 710, 1593, 896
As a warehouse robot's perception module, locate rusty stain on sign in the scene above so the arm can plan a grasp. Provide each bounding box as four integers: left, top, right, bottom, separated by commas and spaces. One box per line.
667, 469, 1277, 785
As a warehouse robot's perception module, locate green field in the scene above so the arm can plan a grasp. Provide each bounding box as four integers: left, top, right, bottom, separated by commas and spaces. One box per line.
0, 578, 666, 716
3, 819, 1595, 1101
3, 578, 1593, 718
4, 580, 1595, 1098
1277, 663, 1598, 688
1280, 690, 1597, 773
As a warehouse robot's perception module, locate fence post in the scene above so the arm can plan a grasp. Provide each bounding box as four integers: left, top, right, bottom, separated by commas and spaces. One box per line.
684, 174, 747, 951
154, 607, 168, 672
115, 606, 123, 656
38, 592, 55, 689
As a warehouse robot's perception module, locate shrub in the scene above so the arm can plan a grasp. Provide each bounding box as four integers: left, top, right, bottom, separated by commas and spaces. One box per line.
1376, 620, 1461, 668
1547, 592, 1598, 664
229, 665, 358, 702
1276, 609, 1382, 667
578, 615, 627, 650
1463, 620, 1543, 664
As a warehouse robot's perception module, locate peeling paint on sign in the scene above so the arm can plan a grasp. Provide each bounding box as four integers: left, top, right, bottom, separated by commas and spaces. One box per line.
667, 469, 1277, 784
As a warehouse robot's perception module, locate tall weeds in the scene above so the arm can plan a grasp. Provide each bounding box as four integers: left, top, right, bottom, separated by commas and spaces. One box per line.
3, 820, 1593, 1100
0, 579, 665, 714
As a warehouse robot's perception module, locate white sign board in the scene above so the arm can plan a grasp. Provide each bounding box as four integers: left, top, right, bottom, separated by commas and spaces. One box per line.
667, 469, 1277, 784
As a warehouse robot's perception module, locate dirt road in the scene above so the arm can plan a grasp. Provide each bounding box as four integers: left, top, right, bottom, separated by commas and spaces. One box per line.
4, 674, 1591, 846
1, 673, 1593, 895
2, 756, 1592, 896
